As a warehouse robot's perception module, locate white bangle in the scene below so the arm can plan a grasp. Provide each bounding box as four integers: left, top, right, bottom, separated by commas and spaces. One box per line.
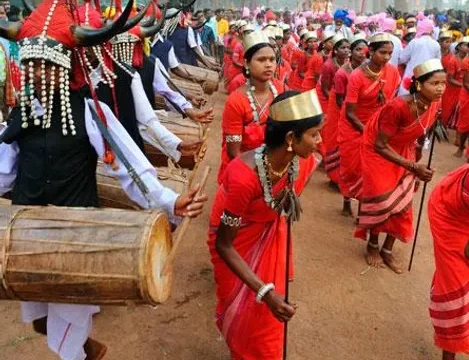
256, 283, 275, 303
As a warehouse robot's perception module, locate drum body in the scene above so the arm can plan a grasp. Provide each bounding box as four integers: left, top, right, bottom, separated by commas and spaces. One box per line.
0, 205, 172, 305
144, 111, 207, 169
96, 163, 191, 210
176, 64, 219, 95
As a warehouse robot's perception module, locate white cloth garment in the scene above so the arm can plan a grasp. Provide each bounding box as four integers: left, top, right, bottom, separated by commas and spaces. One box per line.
187, 26, 198, 48
398, 35, 441, 95
325, 24, 354, 41
388, 33, 403, 68
0, 98, 183, 360
151, 34, 180, 69
152, 57, 192, 112
89, 66, 183, 162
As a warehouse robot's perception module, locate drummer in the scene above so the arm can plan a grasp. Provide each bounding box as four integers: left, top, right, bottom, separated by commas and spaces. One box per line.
105, 2, 214, 121
75, 2, 202, 161
0, 1, 208, 359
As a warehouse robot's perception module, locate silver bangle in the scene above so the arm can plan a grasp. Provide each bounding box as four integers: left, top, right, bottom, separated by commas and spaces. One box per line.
220, 212, 242, 227
256, 283, 275, 303
226, 134, 242, 143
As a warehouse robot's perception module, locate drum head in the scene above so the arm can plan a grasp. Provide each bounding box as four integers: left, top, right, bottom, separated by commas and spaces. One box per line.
141, 211, 172, 304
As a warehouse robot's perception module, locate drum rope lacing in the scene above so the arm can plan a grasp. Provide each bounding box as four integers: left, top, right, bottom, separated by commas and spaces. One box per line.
1, 208, 28, 299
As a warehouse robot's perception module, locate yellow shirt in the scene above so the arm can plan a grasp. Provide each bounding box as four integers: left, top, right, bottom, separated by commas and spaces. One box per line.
217, 19, 229, 37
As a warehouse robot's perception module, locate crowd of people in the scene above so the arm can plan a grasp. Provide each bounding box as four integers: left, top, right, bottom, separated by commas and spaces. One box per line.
212, 5, 469, 360
0, 1, 469, 360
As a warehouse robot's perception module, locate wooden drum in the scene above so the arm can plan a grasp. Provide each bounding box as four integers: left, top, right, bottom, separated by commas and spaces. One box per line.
176, 64, 219, 95
0, 205, 173, 305
169, 77, 205, 99
96, 162, 192, 210
144, 111, 207, 169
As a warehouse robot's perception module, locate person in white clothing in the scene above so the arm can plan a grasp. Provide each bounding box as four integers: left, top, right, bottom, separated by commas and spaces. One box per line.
0, 1, 208, 359
398, 18, 441, 94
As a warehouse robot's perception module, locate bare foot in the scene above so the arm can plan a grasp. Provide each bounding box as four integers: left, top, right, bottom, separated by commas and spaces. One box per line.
380, 250, 403, 274
84, 338, 107, 360
454, 149, 463, 158
365, 243, 384, 268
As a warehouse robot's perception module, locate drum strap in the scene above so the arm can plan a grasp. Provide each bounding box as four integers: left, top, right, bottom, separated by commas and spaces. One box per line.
88, 105, 152, 208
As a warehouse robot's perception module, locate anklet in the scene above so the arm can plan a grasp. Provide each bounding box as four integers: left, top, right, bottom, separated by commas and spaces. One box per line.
381, 248, 392, 255
367, 242, 380, 249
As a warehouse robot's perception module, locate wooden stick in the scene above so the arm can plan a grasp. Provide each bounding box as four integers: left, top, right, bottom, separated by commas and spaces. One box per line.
283, 217, 293, 360
408, 129, 437, 272
161, 166, 211, 276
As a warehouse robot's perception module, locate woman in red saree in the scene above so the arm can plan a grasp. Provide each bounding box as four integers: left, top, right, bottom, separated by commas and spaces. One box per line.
329, 36, 367, 215
223, 22, 238, 83
441, 37, 468, 128
288, 29, 308, 90
428, 164, 469, 360
339, 33, 401, 203
322, 35, 351, 187
455, 40, 469, 158
301, 31, 322, 91
356, 59, 446, 273
208, 90, 323, 359
219, 31, 285, 183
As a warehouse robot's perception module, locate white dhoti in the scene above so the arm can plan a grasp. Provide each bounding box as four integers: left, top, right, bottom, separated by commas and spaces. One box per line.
21, 302, 100, 360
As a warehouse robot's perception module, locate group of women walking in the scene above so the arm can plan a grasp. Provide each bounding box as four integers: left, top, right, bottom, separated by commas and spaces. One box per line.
208, 23, 469, 360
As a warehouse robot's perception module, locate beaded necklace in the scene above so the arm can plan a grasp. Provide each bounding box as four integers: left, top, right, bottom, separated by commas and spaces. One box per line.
254, 145, 300, 216
246, 80, 278, 123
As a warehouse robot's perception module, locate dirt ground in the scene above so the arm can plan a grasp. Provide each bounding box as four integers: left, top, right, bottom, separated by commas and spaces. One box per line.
2, 90, 469, 360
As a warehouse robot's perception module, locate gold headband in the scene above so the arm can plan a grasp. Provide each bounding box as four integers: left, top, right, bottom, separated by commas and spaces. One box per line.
458, 36, 469, 44
439, 30, 453, 39
369, 33, 392, 44
242, 24, 255, 33
413, 59, 444, 79
299, 28, 308, 38
304, 31, 318, 42
270, 89, 323, 122
351, 33, 367, 45
332, 34, 346, 46
274, 27, 284, 38
243, 31, 270, 52
262, 27, 276, 39
321, 30, 335, 42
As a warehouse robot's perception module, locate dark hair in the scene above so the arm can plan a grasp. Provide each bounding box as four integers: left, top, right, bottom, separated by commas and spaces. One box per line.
265, 91, 323, 149
215, 9, 224, 14
242, 43, 273, 77
351, 39, 367, 51
409, 69, 446, 94
332, 38, 349, 57
368, 41, 393, 52
403, 33, 416, 42
194, 10, 204, 18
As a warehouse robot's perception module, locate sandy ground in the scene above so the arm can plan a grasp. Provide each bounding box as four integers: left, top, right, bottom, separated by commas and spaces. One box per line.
2, 90, 469, 360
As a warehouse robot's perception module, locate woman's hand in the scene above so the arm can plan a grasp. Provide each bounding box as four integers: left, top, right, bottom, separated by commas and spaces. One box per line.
412, 164, 435, 182
263, 290, 297, 322
174, 185, 208, 218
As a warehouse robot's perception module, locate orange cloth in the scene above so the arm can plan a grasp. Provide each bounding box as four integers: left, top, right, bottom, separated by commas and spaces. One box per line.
218, 80, 285, 183
288, 49, 307, 90
428, 164, 469, 354
338, 64, 401, 199
356, 97, 439, 242
457, 58, 469, 133
208, 155, 316, 360
442, 55, 464, 127
301, 52, 323, 91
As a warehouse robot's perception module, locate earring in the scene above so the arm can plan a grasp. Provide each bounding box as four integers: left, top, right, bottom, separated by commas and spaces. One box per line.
287, 143, 293, 152
416, 81, 422, 92
245, 67, 250, 75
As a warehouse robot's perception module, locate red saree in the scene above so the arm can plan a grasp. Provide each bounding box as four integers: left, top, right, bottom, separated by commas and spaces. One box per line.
301, 52, 323, 91
338, 64, 401, 199
457, 58, 469, 133
323, 64, 348, 184
225, 38, 244, 86
442, 55, 463, 127
218, 80, 285, 183
428, 164, 469, 354
355, 98, 439, 242
289, 49, 307, 90
208, 155, 317, 360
